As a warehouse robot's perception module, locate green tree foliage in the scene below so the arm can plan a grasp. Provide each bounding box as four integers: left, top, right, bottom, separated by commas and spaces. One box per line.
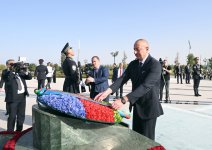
61, 53, 66, 66
53, 63, 61, 71
187, 53, 195, 66
28, 63, 36, 72
208, 57, 212, 69
0, 64, 6, 71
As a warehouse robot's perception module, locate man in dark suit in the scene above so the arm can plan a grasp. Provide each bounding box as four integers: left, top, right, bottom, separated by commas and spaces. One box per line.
112, 63, 118, 83
2, 62, 32, 131
61, 42, 79, 93
34, 59, 48, 89
94, 39, 163, 140
185, 63, 191, 84
112, 63, 118, 98
116, 62, 125, 98
85, 56, 109, 102
176, 63, 183, 84
0, 59, 15, 115
192, 57, 202, 96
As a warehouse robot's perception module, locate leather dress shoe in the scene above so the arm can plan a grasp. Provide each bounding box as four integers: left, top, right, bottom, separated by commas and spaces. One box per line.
198, 94, 201, 96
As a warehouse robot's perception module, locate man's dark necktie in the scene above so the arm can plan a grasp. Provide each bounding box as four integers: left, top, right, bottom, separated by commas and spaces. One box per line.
139, 62, 143, 72
94, 69, 98, 78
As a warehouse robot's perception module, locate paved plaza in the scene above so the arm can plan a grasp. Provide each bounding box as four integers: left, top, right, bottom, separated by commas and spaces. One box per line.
1, 77, 212, 149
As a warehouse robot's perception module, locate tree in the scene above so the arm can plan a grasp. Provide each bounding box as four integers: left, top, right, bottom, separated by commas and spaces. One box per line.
208, 57, 212, 69
187, 53, 195, 66
110, 51, 119, 64
61, 53, 66, 66
0, 64, 6, 72
28, 63, 37, 72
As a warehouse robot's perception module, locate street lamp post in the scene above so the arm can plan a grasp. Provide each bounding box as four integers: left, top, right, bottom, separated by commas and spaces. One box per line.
110, 51, 119, 64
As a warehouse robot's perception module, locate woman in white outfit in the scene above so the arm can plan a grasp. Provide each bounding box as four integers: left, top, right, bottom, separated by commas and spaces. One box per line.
46, 62, 53, 89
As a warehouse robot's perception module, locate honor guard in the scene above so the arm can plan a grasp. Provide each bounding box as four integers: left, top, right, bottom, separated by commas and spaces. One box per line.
192, 57, 202, 96
61, 42, 79, 93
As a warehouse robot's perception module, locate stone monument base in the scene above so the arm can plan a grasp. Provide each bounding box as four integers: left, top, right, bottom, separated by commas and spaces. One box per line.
32, 105, 160, 150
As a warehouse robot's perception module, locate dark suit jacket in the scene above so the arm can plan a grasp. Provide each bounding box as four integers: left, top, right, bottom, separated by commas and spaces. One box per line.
192, 64, 201, 80
0, 69, 8, 89
34, 65, 48, 80
112, 67, 118, 82
3, 71, 32, 102
175, 65, 182, 75
89, 65, 109, 94
185, 65, 191, 74
110, 55, 163, 119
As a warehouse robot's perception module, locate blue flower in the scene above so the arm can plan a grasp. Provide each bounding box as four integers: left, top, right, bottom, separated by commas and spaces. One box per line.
37, 92, 86, 118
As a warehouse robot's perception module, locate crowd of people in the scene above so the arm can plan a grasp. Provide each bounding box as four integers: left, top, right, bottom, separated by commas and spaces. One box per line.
0, 38, 205, 141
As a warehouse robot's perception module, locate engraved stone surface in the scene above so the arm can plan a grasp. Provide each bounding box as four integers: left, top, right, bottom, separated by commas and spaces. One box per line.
32, 105, 160, 150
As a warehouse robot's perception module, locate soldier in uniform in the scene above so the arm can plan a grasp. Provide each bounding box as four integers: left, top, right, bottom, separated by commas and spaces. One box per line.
192, 57, 202, 96
61, 42, 79, 93
185, 63, 191, 84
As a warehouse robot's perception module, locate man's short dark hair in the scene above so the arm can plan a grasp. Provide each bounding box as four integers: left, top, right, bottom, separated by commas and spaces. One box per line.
91, 56, 100, 61
39, 59, 44, 64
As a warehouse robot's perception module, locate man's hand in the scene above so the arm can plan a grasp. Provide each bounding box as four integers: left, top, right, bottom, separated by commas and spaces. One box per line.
112, 99, 124, 110
94, 88, 112, 102
85, 77, 94, 84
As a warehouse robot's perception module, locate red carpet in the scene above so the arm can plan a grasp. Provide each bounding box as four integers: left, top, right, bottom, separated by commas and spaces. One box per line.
0, 127, 32, 150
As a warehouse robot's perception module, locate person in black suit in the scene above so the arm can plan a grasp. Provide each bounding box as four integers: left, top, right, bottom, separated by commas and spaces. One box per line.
112, 63, 118, 98
34, 59, 48, 89
112, 63, 118, 83
176, 63, 183, 84
192, 57, 202, 96
85, 56, 110, 102
185, 63, 191, 84
61, 42, 79, 93
94, 39, 163, 140
2, 61, 32, 131
0, 59, 15, 115
116, 62, 126, 98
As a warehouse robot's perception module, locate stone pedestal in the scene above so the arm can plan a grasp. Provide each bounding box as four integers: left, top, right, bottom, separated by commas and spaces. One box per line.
32, 105, 160, 150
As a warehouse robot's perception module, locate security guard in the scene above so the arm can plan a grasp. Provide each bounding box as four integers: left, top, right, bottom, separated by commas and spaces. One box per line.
192, 57, 202, 96
61, 42, 79, 93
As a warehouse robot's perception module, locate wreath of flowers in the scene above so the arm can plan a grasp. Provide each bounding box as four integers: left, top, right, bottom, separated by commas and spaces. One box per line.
36, 89, 125, 123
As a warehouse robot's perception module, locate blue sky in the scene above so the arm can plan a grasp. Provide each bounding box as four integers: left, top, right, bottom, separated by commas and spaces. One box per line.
0, 0, 212, 65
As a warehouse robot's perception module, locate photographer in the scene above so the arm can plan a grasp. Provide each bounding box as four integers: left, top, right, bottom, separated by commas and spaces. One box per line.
159, 59, 171, 103
2, 61, 32, 131
0, 59, 15, 115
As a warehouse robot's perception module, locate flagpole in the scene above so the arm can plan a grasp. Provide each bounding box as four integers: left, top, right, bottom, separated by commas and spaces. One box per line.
77, 40, 80, 63
188, 40, 191, 54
